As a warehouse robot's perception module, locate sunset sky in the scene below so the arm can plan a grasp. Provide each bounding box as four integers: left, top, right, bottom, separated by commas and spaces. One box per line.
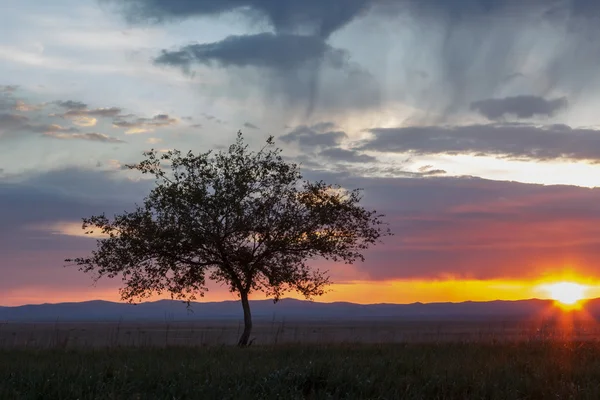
4, 0, 600, 306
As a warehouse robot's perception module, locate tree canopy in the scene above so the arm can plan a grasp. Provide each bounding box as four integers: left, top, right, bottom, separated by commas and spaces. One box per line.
66, 132, 392, 345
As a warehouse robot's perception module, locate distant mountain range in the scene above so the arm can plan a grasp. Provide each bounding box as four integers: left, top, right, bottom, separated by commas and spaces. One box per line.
2, 298, 599, 322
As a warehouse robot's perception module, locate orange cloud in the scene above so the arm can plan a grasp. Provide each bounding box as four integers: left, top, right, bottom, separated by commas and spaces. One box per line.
25, 221, 109, 239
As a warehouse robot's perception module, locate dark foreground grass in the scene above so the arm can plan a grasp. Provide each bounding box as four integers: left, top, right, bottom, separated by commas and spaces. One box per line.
4, 342, 600, 399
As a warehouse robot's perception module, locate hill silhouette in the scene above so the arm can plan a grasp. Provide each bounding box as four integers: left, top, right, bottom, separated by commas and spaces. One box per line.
2, 297, 597, 322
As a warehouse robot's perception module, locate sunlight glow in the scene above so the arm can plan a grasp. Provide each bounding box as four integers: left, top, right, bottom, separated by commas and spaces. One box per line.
539, 282, 589, 306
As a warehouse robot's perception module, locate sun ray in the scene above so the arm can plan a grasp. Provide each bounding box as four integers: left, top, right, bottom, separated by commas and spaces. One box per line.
538, 282, 589, 310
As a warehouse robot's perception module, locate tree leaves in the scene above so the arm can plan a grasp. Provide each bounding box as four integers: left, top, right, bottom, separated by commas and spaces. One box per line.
65, 131, 392, 305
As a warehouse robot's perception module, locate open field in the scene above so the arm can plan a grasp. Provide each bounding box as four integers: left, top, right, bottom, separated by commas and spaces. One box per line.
3, 318, 600, 348
4, 320, 600, 398
5, 342, 600, 399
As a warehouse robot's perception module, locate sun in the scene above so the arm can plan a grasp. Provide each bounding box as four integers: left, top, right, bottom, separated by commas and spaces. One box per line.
540, 282, 588, 307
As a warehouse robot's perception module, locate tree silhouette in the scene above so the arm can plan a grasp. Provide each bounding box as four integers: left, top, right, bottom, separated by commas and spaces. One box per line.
65, 132, 392, 346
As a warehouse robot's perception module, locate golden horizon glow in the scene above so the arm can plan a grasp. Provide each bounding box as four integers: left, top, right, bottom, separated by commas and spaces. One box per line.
4, 278, 600, 307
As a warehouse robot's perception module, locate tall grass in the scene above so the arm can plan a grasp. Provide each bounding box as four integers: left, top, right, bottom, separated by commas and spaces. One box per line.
3, 319, 600, 349
4, 342, 600, 399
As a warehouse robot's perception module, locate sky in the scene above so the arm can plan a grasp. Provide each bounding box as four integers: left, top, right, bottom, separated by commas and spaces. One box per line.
4, 0, 600, 306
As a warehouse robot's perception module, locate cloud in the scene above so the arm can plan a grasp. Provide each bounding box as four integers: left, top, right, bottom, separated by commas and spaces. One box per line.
0, 109, 115, 144
280, 123, 347, 148
397, 0, 600, 20
303, 171, 600, 281
0, 97, 14, 112
7, 165, 600, 296
155, 33, 349, 71
201, 113, 225, 124
55, 100, 88, 110
25, 221, 110, 239
13, 100, 45, 112
105, 0, 372, 38
470, 96, 568, 120
112, 113, 178, 134
310, 122, 336, 132
61, 107, 122, 118
305, 0, 596, 119
43, 132, 125, 143
70, 116, 98, 127
418, 165, 447, 176
3, 116, 54, 143
243, 122, 259, 130
101, 0, 600, 119
108, 0, 380, 116
106, 0, 600, 42
319, 147, 377, 163
0, 113, 28, 131
414, 0, 600, 115
0, 113, 37, 140
0, 95, 128, 143
0, 85, 18, 94
26, 124, 79, 134
49, 106, 123, 128
154, 33, 377, 116
0, 112, 91, 141
0, 168, 154, 294
361, 123, 600, 162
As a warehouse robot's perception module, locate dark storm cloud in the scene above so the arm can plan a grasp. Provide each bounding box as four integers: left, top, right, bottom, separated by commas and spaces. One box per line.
42, 132, 126, 143
153, 33, 377, 116
106, 0, 600, 117
409, 0, 600, 115
361, 123, 600, 162
104, 0, 371, 38
106, 0, 600, 36
319, 147, 377, 163
280, 124, 347, 148
107, 1, 379, 115
470, 96, 568, 120
379, 0, 600, 26
155, 33, 349, 71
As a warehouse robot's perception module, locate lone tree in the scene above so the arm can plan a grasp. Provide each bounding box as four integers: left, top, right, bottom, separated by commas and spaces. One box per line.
66, 132, 392, 346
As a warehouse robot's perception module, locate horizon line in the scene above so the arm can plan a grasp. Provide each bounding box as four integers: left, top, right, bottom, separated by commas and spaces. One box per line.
0, 296, 565, 308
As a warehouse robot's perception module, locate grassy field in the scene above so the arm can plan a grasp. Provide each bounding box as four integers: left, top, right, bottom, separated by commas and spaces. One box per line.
2, 318, 599, 348
4, 319, 600, 399
4, 342, 600, 399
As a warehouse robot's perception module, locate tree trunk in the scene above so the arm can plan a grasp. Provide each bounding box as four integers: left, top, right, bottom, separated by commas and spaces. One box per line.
238, 291, 253, 347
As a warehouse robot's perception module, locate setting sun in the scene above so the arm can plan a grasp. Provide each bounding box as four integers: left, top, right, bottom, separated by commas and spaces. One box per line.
540, 282, 588, 306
